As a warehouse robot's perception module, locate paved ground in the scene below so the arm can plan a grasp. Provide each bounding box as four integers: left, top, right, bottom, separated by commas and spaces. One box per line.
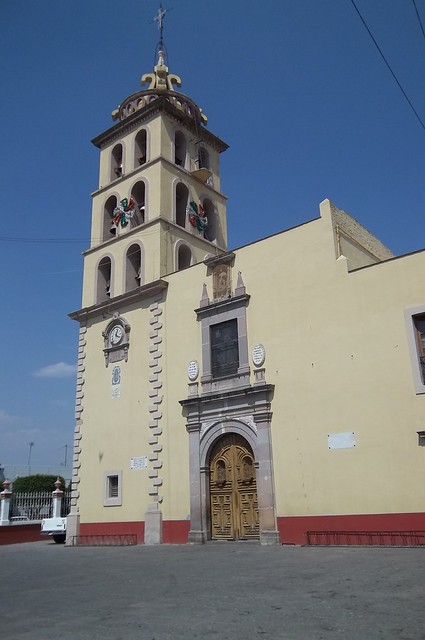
1, 541, 424, 640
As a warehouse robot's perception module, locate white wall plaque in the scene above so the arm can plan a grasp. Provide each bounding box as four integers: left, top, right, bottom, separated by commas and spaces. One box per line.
111, 365, 121, 399
187, 360, 199, 381
130, 456, 148, 470
252, 344, 266, 367
327, 432, 356, 450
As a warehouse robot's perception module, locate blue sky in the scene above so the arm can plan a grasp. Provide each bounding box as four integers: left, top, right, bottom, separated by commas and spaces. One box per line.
1, 0, 425, 468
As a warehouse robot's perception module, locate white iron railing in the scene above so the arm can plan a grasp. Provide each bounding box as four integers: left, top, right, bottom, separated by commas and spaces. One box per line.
10, 492, 52, 522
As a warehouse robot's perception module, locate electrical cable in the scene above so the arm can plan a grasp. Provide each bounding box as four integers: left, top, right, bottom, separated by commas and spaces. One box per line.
350, 0, 425, 132
412, 0, 425, 42
0, 224, 163, 245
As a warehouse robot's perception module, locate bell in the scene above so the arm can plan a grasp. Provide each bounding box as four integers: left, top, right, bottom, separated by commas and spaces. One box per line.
110, 223, 117, 236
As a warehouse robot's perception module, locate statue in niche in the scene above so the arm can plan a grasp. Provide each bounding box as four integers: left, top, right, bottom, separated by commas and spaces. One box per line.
216, 460, 226, 485
213, 264, 231, 300
241, 456, 254, 484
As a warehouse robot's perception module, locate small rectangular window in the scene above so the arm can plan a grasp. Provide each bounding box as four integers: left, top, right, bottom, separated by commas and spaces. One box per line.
104, 470, 122, 506
404, 307, 425, 394
108, 475, 119, 498
210, 319, 239, 378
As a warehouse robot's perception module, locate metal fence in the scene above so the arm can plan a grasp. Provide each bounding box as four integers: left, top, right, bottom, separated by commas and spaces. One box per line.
9, 490, 71, 523
306, 530, 425, 546
62, 490, 71, 517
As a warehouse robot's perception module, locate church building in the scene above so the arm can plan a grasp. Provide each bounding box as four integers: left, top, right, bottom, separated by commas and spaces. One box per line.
67, 20, 425, 546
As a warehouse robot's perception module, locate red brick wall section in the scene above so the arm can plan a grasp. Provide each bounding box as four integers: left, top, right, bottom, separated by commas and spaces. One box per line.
0, 524, 45, 546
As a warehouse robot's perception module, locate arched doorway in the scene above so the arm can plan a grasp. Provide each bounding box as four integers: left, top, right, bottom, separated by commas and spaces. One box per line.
209, 433, 259, 541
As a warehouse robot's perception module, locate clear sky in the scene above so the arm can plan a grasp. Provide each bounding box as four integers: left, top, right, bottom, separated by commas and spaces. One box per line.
1, 0, 425, 468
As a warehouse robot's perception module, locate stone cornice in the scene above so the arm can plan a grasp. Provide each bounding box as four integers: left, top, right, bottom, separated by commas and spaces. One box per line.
194, 293, 250, 319
92, 94, 228, 153
204, 252, 235, 269
69, 279, 168, 323
180, 383, 274, 409
82, 216, 228, 258
91, 155, 228, 202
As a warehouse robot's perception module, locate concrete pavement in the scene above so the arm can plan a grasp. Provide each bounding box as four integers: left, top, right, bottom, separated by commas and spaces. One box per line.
0, 541, 424, 639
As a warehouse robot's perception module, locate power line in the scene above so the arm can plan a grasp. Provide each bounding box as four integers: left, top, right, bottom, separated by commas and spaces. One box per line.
350, 0, 425, 132
0, 225, 160, 245
412, 0, 425, 43
0, 237, 88, 244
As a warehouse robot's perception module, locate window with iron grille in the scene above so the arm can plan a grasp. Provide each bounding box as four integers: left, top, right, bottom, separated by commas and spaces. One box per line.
210, 319, 239, 378
104, 471, 122, 506
108, 476, 119, 498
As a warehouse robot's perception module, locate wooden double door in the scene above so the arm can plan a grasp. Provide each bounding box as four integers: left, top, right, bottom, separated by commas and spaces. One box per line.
209, 434, 259, 540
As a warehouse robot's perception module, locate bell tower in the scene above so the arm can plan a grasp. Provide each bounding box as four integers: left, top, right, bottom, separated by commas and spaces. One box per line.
80, 13, 229, 309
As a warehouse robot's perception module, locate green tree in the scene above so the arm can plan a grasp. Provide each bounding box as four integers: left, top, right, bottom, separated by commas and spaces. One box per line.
12, 475, 65, 493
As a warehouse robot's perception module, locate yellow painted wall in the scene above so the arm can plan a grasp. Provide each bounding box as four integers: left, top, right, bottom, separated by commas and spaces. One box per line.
76, 197, 425, 525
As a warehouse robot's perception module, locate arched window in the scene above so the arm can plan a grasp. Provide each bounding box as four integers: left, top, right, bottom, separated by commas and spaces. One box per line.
97, 257, 112, 303
125, 244, 142, 291
203, 198, 216, 243
103, 195, 118, 241
175, 183, 189, 228
177, 244, 192, 270
130, 181, 146, 227
111, 144, 123, 181
175, 131, 186, 167
134, 130, 147, 168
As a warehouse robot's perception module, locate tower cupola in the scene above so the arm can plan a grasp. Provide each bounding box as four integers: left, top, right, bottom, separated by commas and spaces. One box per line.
82, 5, 229, 309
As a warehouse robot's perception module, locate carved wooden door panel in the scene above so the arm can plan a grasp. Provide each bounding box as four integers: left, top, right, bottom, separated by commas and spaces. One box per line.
210, 434, 259, 540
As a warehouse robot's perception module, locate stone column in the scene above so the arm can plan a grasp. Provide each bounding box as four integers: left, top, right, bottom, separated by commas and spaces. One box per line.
187, 423, 206, 543
144, 503, 162, 545
0, 480, 12, 526
255, 411, 280, 545
52, 478, 63, 518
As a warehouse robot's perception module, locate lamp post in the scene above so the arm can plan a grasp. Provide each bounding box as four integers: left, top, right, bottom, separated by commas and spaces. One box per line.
27, 442, 34, 476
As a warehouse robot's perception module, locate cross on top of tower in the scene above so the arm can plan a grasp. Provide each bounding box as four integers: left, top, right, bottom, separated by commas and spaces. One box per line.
154, 4, 169, 50
111, 4, 208, 125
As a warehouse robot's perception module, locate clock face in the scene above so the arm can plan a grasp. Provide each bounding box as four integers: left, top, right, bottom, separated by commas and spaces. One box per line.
110, 325, 124, 346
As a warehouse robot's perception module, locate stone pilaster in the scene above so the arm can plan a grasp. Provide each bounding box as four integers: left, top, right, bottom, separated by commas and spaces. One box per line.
66, 323, 86, 545
254, 410, 280, 545
144, 298, 164, 544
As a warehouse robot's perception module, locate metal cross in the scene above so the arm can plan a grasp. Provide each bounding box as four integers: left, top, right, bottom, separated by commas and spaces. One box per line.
154, 4, 168, 47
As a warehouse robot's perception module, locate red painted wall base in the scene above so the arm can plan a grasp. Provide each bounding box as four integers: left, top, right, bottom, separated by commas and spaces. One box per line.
79, 520, 190, 544
277, 512, 425, 545
79, 521, 145, 544
74, 513, 425, 546
0, 524, 45, 546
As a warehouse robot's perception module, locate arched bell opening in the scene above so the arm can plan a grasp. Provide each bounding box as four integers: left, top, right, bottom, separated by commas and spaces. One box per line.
103, 195, 118, 241
202, 198, 216, 243
175, 183, 189, 228
174, 131, 187, 168
177, 244, 192, 270
97, 256, 112, 303
125, 243, 142, 292
191, 145, 212, 183
130, 181, 146, 227
134, 129, 147, 168
110, 144, 123, 182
